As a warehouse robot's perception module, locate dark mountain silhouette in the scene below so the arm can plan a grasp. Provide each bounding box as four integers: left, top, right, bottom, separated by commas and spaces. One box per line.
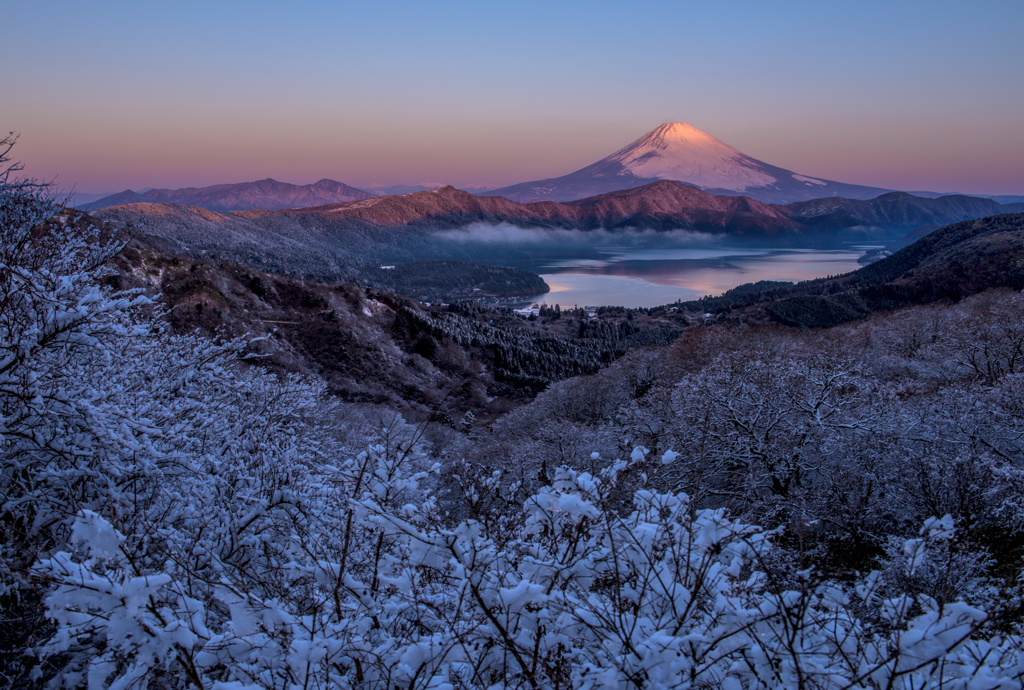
785, 192, 1024, 229
79, 178, 375, 212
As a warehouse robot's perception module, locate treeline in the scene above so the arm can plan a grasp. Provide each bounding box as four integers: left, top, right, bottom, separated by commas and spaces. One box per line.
356, 259, 549, 302
398, 302, 681, 391
537, 303, 692, 322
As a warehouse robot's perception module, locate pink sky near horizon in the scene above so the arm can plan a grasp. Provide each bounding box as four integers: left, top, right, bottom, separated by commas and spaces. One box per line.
14, 114, 1024, 197
5, 1, 1023, 197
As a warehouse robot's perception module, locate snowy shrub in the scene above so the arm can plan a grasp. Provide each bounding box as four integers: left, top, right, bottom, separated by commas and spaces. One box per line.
36, 464, 1024, 689
2, 136, 1022, 688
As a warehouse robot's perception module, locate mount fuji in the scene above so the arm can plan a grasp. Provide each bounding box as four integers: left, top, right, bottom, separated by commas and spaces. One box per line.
486, 123, 896, 204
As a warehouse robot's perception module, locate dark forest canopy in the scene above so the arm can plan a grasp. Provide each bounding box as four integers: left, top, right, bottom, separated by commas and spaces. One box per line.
355, 259, 550, 302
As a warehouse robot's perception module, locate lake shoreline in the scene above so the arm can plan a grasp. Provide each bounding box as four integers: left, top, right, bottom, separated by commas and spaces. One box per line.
505, 244, 882, 309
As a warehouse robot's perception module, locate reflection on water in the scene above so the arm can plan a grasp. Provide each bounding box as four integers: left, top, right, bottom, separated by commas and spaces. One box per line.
540, 274, 704, 309
515, 245, 876, 309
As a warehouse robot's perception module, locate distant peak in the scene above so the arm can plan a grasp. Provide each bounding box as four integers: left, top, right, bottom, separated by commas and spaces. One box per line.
642, 122, 719, 147
602, 123, 775, 192
655, 122, 701, 135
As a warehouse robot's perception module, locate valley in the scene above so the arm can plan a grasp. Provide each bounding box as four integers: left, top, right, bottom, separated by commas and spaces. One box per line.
9, 0, 1024, 684
5, 129, 1024, 688
100, 197, 1024, 415
92, 181, 1023, 310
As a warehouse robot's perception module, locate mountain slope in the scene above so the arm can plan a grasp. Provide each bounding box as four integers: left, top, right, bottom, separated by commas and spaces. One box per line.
786, 192, 1024, 229
561, 181, 796, 234
676, 213, 1024, 327
94, 184, 1024, 284
847, 212, 1024, 294
258, 185, 579, 227
106, 236, 679, 415
248, 181, 800, 233
247, 182, 1020, 236
80, 178, 375, 212
94, 183, 816, 282
486, 122, 897, 204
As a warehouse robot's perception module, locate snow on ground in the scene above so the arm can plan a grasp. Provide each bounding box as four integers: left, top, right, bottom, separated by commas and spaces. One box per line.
607, 122, 777, 191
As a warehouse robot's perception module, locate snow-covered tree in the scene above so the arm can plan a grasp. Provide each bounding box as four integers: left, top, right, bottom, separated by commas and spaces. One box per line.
37, 460, 1024, 689
2, 135, 1022, 687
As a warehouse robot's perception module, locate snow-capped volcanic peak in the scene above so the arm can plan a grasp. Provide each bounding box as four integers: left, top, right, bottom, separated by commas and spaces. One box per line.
606, 122, 777, 192
486, 122, 896, 203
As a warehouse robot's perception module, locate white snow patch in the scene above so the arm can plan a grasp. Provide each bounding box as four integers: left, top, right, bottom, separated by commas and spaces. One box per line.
364, 299, 393, 317
72, 510, 123, 557
793, 174, 826, 186
606, 123, 776, 191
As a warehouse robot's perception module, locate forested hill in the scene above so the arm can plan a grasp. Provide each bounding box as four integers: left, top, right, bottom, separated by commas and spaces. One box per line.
785, 192, 1023, 229
110, 236, 682, 421
92, 184, 1024, 285
672, 212, 1024, 327
355, 260, 549, 303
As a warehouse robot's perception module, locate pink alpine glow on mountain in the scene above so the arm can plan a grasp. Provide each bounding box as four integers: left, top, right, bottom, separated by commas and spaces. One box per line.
605, 123, 776, 191
487, 122, 896, 204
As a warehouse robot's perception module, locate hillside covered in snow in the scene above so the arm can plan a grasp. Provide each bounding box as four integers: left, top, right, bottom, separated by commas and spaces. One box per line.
3, 135, 1024, 688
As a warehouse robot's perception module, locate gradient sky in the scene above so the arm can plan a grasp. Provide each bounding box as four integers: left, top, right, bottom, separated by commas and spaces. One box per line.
4, 0, 1023, 195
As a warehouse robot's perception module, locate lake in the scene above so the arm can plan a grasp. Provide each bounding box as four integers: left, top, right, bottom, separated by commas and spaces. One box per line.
515, 245, 878, 309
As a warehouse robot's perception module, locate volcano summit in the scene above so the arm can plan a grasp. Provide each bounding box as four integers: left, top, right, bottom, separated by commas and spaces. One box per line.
487, 123, 896, 204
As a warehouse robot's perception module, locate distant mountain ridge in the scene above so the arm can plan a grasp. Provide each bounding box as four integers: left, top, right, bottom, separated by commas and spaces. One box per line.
361, 183, 499, 196
242, 181, 804, 236
92, 182, 1024, 286
486, 122, 901, 204
71, 123, 1019, 211
246, 181, 1022, 236
79, 178, 375, 212
786, 192, 1023, 229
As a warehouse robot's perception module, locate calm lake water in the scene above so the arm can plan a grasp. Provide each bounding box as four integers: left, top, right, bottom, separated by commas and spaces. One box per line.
516, 245, 878, 309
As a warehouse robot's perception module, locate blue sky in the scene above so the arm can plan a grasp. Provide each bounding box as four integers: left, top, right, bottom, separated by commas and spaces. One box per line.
4, 0, 1022, 194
